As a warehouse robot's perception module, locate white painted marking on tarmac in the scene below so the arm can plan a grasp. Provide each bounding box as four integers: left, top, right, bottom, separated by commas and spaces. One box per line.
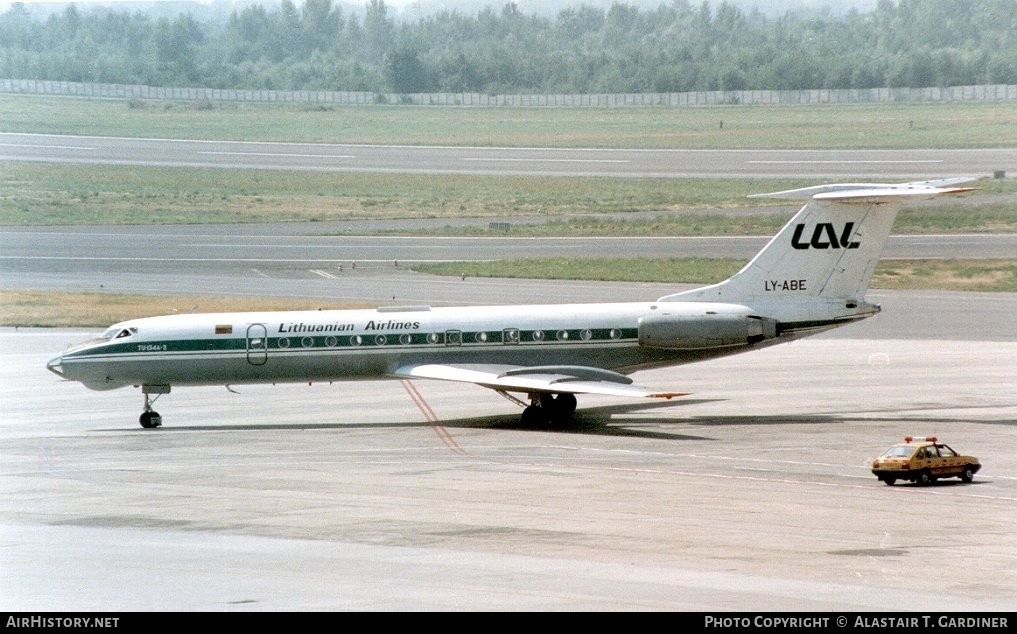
0, 142, 94, 150
197, 151, 355, 159
748, 160, 942, 164
462, 157, 628, 163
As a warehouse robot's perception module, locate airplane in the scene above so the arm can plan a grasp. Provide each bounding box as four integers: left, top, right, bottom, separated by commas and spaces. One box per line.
46, 178, 976, 429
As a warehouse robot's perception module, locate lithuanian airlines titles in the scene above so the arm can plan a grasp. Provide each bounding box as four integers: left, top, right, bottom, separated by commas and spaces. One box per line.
47, 179, 975, 428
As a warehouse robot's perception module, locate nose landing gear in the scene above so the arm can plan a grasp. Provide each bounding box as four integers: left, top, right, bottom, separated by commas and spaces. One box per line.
139, 384, 171, 429
139, 410, 162, 429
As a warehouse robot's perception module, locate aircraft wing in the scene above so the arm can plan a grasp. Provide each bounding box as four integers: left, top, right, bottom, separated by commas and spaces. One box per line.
391, 363, 688, 399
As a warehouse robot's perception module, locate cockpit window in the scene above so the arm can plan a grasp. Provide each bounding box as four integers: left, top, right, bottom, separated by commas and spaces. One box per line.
102, 327, 137, 340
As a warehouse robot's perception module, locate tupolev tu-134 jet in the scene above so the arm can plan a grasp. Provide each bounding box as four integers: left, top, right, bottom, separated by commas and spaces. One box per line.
47, 179, 976, 429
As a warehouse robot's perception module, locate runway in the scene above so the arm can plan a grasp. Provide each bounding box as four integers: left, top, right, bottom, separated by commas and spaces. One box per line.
3, 132, 1016, 178
3, 220, 1017, 346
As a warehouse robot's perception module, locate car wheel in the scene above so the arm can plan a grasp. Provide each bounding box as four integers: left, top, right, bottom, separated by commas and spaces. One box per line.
917, 470, 933, 486
882, 477, 896, 486
960, 467, 975, 483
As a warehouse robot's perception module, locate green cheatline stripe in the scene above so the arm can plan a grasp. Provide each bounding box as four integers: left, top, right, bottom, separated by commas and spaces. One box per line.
65, 327, 642, 357
271, 327, 636, 348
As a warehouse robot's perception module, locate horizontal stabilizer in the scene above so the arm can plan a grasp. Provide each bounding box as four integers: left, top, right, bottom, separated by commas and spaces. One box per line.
748, 177, 979, 202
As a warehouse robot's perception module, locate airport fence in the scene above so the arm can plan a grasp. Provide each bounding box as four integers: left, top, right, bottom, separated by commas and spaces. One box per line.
2, 78, 1016, 107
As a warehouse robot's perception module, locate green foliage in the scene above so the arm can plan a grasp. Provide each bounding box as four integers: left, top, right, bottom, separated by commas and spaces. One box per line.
3, 0, 1017, 93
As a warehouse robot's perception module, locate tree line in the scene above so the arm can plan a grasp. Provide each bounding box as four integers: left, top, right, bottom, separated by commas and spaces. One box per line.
1, 0, 1015, 95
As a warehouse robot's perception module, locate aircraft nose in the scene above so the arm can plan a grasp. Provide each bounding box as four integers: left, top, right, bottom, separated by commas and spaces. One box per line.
46, 353, 65, 376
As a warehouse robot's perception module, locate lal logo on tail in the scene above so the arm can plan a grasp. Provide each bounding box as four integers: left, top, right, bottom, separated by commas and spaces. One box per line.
791, 222, 860, 250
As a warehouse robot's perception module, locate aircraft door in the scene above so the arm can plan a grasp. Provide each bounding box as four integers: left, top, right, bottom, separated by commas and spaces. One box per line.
247, 324, 268, 365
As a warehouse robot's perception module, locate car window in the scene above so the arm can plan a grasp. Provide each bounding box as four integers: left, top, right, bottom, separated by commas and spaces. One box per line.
938, 445, 957, 458
882, 446, 913, 458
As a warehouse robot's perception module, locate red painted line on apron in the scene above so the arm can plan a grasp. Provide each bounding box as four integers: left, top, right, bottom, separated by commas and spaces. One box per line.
400, 379, 466, 455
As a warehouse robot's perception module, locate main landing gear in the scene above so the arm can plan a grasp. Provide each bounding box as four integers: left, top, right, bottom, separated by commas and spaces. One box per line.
139, 384, 170, 429
519, 392, 578, 426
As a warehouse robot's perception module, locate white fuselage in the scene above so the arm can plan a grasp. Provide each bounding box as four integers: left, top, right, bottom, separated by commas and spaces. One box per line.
46, 298, 874, 392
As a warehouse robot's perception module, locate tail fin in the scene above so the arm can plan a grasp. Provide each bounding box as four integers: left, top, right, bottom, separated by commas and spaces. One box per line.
661, 178, 977, 303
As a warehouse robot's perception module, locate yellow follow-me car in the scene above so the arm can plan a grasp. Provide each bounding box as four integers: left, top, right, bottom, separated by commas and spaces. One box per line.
871, 437, 981, 486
